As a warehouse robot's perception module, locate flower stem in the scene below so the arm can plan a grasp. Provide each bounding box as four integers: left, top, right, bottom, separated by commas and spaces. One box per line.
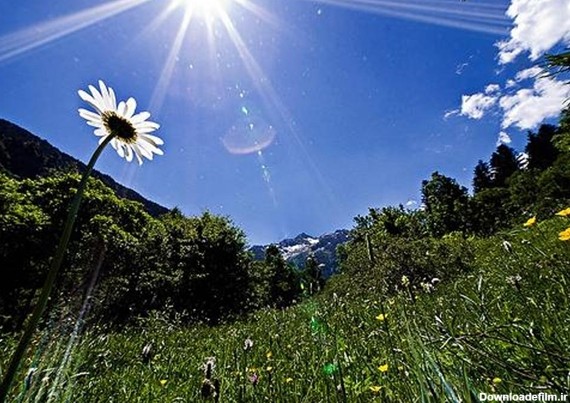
0, 135, 114, 402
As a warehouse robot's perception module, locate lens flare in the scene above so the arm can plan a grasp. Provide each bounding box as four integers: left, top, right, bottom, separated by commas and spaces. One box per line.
222, 107, 276, 155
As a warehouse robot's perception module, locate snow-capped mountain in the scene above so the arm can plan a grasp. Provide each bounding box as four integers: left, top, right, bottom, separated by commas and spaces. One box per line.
250, 230, 350, 277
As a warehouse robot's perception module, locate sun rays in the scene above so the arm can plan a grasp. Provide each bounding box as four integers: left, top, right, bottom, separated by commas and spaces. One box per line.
0, 0, 511, 212
0, 0, 151, 63
306, 0, 509, 35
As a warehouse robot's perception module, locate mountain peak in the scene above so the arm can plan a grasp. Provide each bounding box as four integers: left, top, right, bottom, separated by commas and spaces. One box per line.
249, 229, 350, 277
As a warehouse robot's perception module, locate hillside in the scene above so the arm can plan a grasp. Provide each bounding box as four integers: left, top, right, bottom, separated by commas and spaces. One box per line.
0, 119, 168, 217
3, 216, 568, 401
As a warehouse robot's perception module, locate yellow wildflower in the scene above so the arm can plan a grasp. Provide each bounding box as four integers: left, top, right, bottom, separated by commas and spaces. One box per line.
376, 313, 386, 321
159, 379, 167, 386
492, 377, 502, 385
378, 363, 389, 373
556, 207, 570, 217
523, 216, 536, 227
285, 377, 293, 383
369, 385, 382, 393
266, 351, 273, 360
558, 228, 570, 241
266, 366, 273, 372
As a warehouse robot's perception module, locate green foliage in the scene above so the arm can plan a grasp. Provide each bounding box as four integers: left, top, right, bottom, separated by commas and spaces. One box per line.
0, 173, 52, 330
421, 172, 469, 236
526, 124, 559, 171
263, 245, 302, 309
468, 187, 514, 236
1, 93, 570, 402
0, 119, 168, 216
472, 160, 493, 194
545, 49, 570, 78
0, 172, 302, 331
489, 144, 520, 188
303, 255, 324, 295
3, 217, 569, 402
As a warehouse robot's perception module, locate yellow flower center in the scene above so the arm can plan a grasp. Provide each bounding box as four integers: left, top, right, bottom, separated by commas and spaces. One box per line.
102, 111, 137, 143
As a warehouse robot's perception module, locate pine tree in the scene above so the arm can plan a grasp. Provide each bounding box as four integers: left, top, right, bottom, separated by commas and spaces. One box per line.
489, 144, 519, 187
472, 160, 493, 194
265, 245, 299, 308
525, 124, 558, 171
304, 254, 323, 294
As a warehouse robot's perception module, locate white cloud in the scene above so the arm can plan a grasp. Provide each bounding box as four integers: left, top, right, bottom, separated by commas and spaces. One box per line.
514, 66, 543, 82
497, 131, 512, 146
454, 1, 570, 136
405, 199, 417, 208
443, 109, 459, 120
485, 84, 501, 94
499, 75, 570, 129
460, 93, 498, 119
497, 0, 570, 64
456, 62, 469, 75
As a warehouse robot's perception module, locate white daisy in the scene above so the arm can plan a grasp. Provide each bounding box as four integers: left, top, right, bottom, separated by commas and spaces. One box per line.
78, 80, 163, 165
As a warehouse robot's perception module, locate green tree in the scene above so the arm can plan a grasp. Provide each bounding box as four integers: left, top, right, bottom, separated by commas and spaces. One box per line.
468, 188, 513, 236
489, 144, 519, 187
0, 174, 51, 330
160, 211, 252, 323
421, 172, 469, 237
304, 254, 324, 294
264, 245, 300, 308
472, 160, 493, 194
525, 124, 559, 171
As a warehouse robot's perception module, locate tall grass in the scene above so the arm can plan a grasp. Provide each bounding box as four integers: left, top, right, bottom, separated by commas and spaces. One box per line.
1, 218, 569, 402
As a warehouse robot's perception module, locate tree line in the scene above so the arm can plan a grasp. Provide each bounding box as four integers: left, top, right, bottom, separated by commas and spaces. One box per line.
0, 172, 321, 331
332, 108, 570, 297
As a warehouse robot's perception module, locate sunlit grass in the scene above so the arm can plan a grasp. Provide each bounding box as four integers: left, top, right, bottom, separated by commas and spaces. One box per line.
2, 216, 569, 401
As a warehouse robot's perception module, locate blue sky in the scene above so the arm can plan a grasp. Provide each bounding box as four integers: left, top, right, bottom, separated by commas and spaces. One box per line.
1, 0, 569, 245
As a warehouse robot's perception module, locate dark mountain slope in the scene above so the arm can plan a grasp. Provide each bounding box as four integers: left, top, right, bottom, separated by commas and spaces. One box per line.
0, 119, 168, 217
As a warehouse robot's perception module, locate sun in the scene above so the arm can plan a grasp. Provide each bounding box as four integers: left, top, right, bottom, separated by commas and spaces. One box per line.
171, 0, 232, 20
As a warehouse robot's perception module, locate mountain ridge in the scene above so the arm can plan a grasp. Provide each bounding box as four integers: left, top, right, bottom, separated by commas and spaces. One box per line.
250, 229, 350, 276
0, 118, 169, 217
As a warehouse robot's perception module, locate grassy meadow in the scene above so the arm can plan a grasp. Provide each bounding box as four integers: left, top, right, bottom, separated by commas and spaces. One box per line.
2, 215, 569, 402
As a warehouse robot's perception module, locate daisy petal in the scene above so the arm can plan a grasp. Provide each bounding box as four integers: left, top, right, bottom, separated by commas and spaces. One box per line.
139, 139, 164, 156
78, 108, 102, 122
87, 121, 104, 128
125, 97, 137, 119
132, 145, 144, 165
108, 86, 117, 110
131, 111, 151, 124
140, 133, 164, 146
98, 80, 112, 111
88, 85, 106, 111
134, 121, 160, 131
116, 143, 125, 158
78, 90, 104, 114
134, 143, 153, 160
125, 145, 133, 162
